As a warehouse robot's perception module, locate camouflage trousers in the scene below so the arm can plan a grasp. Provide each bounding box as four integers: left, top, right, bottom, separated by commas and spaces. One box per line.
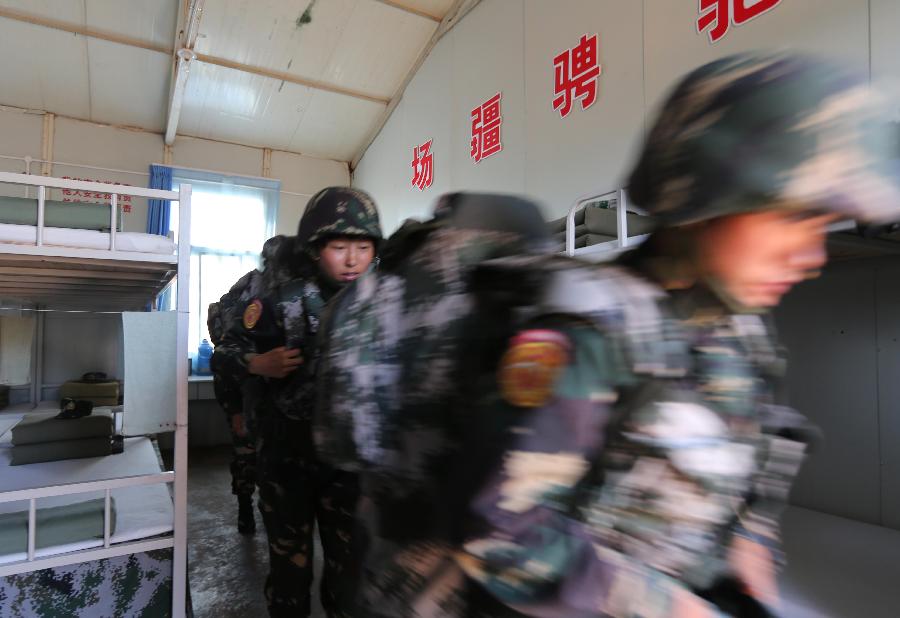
230, 428, 257, 497
213, 374, 257, 497
257, 414, 360, 618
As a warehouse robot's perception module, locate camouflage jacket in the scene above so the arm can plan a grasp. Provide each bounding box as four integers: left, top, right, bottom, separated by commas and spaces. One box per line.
313, 194, 552, 617
316, 232, 809, 617
454, 252, 811, 617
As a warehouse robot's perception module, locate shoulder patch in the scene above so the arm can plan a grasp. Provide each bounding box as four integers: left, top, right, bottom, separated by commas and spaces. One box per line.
499, 329, 571, 408
243, 299, 263, 330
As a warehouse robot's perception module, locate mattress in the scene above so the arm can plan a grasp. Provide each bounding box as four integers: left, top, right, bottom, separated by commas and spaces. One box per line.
0, 413, 174, 565
0, 196, 123, 231
0, 222, 175, 255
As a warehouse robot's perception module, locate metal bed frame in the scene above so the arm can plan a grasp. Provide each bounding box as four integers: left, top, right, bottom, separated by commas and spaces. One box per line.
0, 171, 191, 618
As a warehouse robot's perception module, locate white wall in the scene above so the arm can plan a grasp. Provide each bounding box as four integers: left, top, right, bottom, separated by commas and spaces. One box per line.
0, 106, 350, 235
353, 0, 894, 233
776, 257, 900, 531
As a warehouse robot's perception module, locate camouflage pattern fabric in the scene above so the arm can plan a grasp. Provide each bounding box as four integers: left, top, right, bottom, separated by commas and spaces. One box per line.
256, 414, 360, 618
313, 193, 551, 617
230, 187, 382, 618
296, 187, 382, 253
627, 52, 900, 226
0, 549, 172, 617
454, 251, 809, 617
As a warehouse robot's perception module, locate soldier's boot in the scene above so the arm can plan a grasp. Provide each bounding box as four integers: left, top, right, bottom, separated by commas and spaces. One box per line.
237, 495, 255, 534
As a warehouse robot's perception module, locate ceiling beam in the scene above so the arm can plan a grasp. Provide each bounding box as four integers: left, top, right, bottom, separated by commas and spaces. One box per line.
195, 53, 391, 105
351, 0, 481, 170
0, 6, 170, 55
368, 0, 443, 22
0, 6, 390, 109
165, 0, 205, 145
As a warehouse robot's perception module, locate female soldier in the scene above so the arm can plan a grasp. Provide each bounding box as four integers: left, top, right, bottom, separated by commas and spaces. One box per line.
220, 187, 382, 618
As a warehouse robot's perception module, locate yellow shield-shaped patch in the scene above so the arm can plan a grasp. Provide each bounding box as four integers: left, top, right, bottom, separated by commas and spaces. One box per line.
242, 299, 263, 330
499, 330, 570, 408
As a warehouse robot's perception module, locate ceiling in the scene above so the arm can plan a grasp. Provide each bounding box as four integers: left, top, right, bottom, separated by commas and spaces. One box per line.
0, 0, 468, 162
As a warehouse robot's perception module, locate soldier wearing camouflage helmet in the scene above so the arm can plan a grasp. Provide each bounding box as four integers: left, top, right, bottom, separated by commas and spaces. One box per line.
241, 187, 382, 618
452, 52, 900, 618
208, 234, 297, 535
316, 53, 900, 617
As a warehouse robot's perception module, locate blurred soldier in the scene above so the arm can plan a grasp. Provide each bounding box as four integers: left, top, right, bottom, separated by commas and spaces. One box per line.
316, 53, 900, 617
313, 192, 552, 617
208, 234, 295, 534
225, 187, 382, 618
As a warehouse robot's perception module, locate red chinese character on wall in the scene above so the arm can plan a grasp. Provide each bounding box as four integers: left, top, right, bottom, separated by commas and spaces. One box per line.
697, 0, 782, 44
471, 92, 503, 163
553, 34, 601, 119
411, 139, 434, 191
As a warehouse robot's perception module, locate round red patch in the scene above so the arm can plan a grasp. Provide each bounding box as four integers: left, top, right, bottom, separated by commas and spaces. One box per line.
498, 330, 570, 408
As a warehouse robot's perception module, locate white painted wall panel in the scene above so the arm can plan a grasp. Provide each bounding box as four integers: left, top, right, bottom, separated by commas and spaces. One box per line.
54, 117, 162, 233
84, 0, 177, 49
86, 39, 170, 132
0, 20, 91, 119
353, 98, 426, 234
43, 312, 122, 388
643, 0, 870, 117
269, 150, 348, 196
448, 0, 526, 197
0, 107, 42, 175
276, 192, 306, 236
178, 63, 315, 152
875, 261, 900, 530
870, 0, 900, 87
290, 90, 386, 161
776, 265, 881, 525
172, 136, 264, 178
524, 0, 644, 219
323, 0, 435, 98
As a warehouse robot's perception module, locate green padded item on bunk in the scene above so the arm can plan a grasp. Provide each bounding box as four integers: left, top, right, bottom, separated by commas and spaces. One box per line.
547, 207, 588, 233
551, 224, 588, 243
584, 206, 656, 237
10, 437, 113, 466
59, 380, 120, 406
0, 497, 116, 554
0, 196, 124, 231
11, 411, 113, 446
585, 233, 617, 246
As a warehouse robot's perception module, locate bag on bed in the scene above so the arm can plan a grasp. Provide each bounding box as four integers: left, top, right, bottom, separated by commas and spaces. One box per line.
59, 380, 120, 406
11, 410, 113, 446
10, 437, 113, 466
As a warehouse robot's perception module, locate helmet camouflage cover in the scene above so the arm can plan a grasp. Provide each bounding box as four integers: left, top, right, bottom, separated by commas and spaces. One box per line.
627, 52, 900, 226
296, 186, 383, 247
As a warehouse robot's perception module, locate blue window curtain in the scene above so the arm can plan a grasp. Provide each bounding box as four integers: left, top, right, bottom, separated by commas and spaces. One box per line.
147, 164, 173, 235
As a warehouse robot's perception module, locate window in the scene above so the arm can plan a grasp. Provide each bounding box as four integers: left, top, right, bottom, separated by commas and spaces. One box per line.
168, 169, 280, 358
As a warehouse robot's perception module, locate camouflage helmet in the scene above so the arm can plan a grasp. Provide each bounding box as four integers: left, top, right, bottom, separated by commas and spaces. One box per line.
627, 52, 900, 226
296, 187, 383, 248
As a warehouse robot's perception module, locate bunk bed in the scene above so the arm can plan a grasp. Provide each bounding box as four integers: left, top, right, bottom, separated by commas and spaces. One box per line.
554, 187, 900, 261
0, 172, 190, 618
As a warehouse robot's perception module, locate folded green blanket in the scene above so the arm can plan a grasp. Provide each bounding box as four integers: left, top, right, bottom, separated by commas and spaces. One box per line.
11, 411, 113, 446
0, 196, 123, 231
0, 497, 116, 554
10, 437, 112, 466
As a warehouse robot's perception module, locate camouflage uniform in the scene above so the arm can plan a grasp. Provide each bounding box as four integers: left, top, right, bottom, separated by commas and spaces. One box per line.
209, 235, 296, 506
313, 193, 552, 617
237, 187, 382, 618
314, 53, 900, 617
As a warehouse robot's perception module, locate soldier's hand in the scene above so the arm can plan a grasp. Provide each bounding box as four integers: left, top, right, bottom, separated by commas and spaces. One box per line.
672, 587, 719, 618
231, 414, 247, 438
729, 535, 780, 609
248, 347, 303, 378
